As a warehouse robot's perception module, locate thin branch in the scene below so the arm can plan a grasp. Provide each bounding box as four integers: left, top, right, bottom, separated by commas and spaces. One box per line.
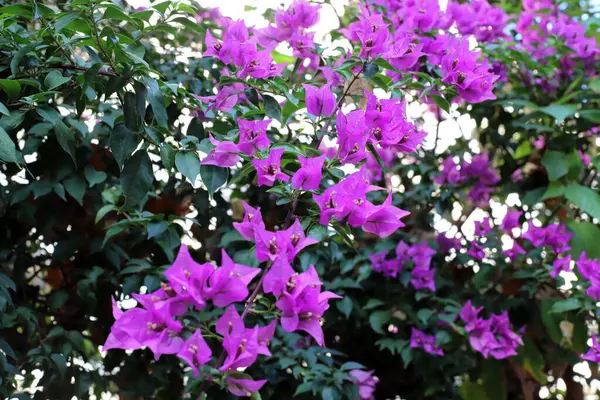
48, 64, 117, 77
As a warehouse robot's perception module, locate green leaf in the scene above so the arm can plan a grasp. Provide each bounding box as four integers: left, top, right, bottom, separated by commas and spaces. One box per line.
429, 94, 450, 113
369, 310, 391, 334
84, 165, 107, 187
0, 102, 9, 116
541, 182, 564, 200
550, 298, 581, 313
0, 79, 21, 99
564, 184, 600, 220
11, 42, 41, 77
271, 50, 295, 64
0, 126, 21, 164
460, 380, 489, 400
340, 361, 365, 371
568, 221, 600, 260
539, 299, 564, 345
143, 77, 168, 126
54, 11, 81, 33
175, 151, 200, 183
336, 296, 353, 318
579, 109, 600, 123
36, 105, 61, 125
294, 382, 312, 396
364, 298, 385, 310
539, 104, 578, 124
516, 337, 546, 384
55, 121, 77, 167
541, 151, 569, 181
200, 165, 228, 196
110, 124, 139, 170
63, 176, 86, 205
44, 70, 71, 90
187, 117, 205, 139
95, 204, 116, 223
514, 141, 532, 159
322, 387, 339, 400
363, 63, 379, 79
160, 144, 175, 170
50, 291, 69, 310
417, 308, 435, 324
124, 91, 142, 131
148, 221, 169, 239
50, 353, 67, 377
121, 150, 153, 207
263, 94, 282, 122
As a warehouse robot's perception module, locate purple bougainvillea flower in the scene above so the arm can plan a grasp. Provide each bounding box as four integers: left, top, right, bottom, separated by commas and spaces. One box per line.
202, 250, 260, 307
283, 219, 318, 261
132, 286, 188, 318
467, 242, 485, 260
337, 109, 369, 164
291, 154, 325, 191
550, 255, 572, 278
352, 14, 389, 58
237, 119, 271, 156
177, 330, 212, 377
164, 245, 214, 309
263, 256, 296, 296
103, 302, 184, 360
313, 168, 384, 227
303, 83, 336, 117
201, 135, 241, 167
362, 192, 410, 238
252, 147, 289, 187
410, 328, 444, 356
410, 266, 436, 292
582, 335, 600, 363
276, 266, 340, 346
474, 217, 492, 236
254, 227, 290, 262
386, 32, 424, 70
233, 201, 266, 241
216, 306, 275, 372
460, 302, 522, 359
195, 84, 243, 112
504, 241, 526, 261
349, 369, 378, 400
254, 219, 316, 263
436, 233, 462, 253
501, 210, 522, 232
226, 377, 267, 397
217, 308, 259, 371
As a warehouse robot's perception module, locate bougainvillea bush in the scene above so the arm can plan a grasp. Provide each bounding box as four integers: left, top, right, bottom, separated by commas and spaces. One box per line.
1, 0, 600, 398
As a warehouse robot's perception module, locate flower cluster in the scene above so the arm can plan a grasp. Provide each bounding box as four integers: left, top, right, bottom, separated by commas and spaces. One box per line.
103, 246, 271, 395
370, 240, 437, 292
410, 327, 444, 356
522, 222, 573, 255
435, 153, 500, 207
104, 210, 340, 397
447, 0, 509, 43
258, 0, 321, 69
342, 3, 499, 103
205, 21, 284, 79
460, 301, 523, 359
517, 4, 599, 71
575, 252, 600, 300
314, 168, 409, 238
234, 202, 340, 346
